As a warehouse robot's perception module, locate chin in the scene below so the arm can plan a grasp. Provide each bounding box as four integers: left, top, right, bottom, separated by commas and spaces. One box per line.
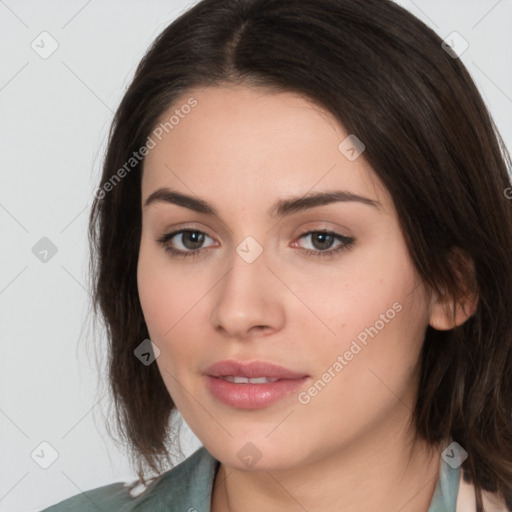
204, 436, 308, 472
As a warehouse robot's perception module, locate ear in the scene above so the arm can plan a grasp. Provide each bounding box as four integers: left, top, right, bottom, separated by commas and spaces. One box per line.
429, 293, 478, 330
428, 250, 479, 331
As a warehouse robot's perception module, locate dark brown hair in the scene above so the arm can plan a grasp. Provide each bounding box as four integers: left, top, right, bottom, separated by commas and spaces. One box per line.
88, 0, 512, 509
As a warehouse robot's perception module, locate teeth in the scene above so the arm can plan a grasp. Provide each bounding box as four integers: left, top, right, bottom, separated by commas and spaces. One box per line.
222, 376, 280, 384
248, 377, 274, 384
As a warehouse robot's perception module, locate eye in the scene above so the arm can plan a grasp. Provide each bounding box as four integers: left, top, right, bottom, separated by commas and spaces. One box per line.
293, 230, 355, 258
156, 229, 216, 259
156, 228, 355, 260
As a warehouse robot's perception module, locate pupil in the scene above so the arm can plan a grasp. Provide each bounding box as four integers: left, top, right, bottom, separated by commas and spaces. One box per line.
312, 233, 333, 250
183, 231, 204, 250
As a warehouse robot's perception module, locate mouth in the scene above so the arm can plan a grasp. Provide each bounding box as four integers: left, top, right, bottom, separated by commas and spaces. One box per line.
203, 360, 310, 409
219, 376, 280, 384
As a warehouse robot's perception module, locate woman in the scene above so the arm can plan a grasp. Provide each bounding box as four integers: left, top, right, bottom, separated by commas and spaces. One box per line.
42, 0, 512, 510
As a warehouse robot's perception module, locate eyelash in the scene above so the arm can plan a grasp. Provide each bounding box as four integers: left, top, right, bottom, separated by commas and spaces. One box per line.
156, 229, 355, 260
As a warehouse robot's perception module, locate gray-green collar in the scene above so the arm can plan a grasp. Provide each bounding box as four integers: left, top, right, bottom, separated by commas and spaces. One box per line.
149, 446, 460, 512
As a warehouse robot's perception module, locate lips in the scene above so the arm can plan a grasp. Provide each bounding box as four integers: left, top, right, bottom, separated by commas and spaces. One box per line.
203, 360, 310, 409
204, 360, 308, 380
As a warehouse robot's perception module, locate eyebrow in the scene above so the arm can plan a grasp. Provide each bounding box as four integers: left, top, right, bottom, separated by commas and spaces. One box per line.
143, 187, 381, 217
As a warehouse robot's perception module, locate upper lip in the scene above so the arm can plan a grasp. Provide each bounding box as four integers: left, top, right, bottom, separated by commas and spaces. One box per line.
204, 360, 309, 380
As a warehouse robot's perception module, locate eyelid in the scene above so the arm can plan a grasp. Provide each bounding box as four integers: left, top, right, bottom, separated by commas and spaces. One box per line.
293, 229, 353, 244
291, 229, 355, 256
156, 228, 356, 264
292, 220, 353, 237
157, 228, 216, 248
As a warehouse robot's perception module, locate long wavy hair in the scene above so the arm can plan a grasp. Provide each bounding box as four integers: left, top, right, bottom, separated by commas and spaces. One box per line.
88, 0, 512, 509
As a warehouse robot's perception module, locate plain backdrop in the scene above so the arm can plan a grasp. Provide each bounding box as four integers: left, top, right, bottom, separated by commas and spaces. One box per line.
0, 1, 511, 511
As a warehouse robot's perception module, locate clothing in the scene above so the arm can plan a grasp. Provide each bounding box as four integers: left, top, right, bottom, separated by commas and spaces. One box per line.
40, 446, 508, 511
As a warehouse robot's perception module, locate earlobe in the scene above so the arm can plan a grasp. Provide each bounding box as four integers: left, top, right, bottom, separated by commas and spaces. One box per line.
428, 291, 478, 331
428, 249, 479, 331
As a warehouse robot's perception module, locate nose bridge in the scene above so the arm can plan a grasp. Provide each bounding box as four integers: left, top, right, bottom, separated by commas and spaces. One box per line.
210, 237, 285, 337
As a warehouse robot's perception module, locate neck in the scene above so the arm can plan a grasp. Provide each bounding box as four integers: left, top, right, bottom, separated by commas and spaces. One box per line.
211, 422, 443, 512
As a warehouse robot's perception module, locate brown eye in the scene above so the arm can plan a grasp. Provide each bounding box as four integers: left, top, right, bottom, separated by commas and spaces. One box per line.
309, 232, 336, 250
178, 230, 206, 250
156, 229, 215, 259
295, 230, 355, 258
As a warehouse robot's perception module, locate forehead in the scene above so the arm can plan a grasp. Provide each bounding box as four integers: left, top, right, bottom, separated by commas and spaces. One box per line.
141, 85, 387, 208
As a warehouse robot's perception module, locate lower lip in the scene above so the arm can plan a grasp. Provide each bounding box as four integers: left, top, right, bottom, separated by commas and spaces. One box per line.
204, 376, 309, 409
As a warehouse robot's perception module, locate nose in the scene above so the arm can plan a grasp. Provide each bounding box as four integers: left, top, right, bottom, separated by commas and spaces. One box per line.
210, 244, 286, 340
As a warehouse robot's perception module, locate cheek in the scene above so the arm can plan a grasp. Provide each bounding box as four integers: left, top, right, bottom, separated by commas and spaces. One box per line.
137, 239, 200, 340
304, 276, 429, 421
295, 243, 428, 397
137, 250, 172, 341
287, 244, 419, 347
137, 240, 215, 387
137, 246, 202, 403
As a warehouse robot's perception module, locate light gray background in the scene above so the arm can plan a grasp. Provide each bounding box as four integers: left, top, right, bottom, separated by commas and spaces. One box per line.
1, 1, 511, 511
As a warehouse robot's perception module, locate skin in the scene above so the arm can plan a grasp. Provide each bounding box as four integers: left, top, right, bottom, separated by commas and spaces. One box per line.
137, 84, 472, 512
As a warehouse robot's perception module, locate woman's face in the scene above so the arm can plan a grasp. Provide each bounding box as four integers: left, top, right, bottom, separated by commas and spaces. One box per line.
137, 84, 433, 470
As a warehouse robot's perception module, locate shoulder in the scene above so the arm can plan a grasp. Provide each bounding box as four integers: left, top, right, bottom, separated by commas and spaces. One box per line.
39, 480, 136, 512
40, 447, 220, 512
